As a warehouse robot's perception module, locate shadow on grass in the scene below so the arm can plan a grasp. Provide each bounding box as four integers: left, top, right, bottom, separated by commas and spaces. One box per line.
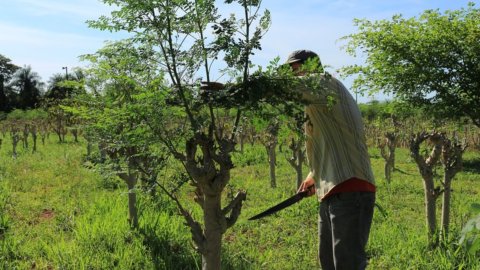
139, 224, 249, 270
139, 226, 198, 270
463, 157, 480, 174
393, 168, 410, 175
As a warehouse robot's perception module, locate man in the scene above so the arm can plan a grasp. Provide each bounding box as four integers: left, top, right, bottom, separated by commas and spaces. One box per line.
290, 49, 376, 270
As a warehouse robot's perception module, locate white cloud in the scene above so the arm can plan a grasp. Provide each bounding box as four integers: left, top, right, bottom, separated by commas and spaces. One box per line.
0, 23, 104, 48
0, 22, 110, 82
14, 0, 113, 19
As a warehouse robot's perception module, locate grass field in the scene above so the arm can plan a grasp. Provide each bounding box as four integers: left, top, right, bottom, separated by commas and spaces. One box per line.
0, 134, 479, 269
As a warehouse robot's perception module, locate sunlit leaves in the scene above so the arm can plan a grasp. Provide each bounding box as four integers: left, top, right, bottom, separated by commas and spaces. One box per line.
340, 3, 480, 126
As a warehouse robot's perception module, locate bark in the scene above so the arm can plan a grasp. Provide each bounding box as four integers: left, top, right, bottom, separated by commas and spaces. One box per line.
180, 133, 246, 270
261, 121, 279, 188
61, 129, 66, 142
379, 132, 396, 183
127, 181, 138, 228
202, 194, 223, 270
441, 178, 451, 237
22, 125, 29, 149
287, 137, 305, 189
31, 128, 37, 153
440, 137, 467, 238
119, 171, 138, 228
56, 130, 62, 143
55, 117, 64, 143
12, 133, 19, 159
266, 143, 277, 188
410, 132, 444, 247
239, 133, 245, 153
422, 175, 437, 245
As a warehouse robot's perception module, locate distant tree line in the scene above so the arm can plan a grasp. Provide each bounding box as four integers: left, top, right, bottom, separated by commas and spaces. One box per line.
0, 53, 85, 116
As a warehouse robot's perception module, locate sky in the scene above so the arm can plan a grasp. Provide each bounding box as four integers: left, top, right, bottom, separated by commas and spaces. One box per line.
1, 0, 477, 103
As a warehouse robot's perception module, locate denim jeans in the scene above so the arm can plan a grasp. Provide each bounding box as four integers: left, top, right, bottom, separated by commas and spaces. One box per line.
318, 192, 375, 270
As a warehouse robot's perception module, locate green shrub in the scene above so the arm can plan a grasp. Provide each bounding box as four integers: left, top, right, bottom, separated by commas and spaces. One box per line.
0, 182, 11, 237
459, 203, 480, 256
232, 145, 267, 166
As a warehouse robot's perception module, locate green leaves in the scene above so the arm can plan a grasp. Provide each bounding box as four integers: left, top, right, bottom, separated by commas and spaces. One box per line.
340, 3, 480, 126
459, 203, 480, 256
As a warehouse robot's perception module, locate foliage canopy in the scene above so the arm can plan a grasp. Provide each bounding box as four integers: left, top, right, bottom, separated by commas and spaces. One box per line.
341, 2, 480, 127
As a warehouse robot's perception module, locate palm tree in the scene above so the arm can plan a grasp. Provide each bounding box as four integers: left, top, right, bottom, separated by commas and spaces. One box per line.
8, 65, 44, 109
0, 54, 20, 112
45, 68, 85, 101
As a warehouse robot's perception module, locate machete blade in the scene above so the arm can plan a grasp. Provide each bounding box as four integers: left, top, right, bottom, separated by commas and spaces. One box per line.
248, 190, 310, 220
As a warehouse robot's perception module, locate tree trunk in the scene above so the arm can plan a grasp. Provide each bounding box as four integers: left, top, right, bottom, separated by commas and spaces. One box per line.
56, 131, 62, 143
202, 194, 223, 270
266, 144, 277, 188
287, 138, 305, 190
127, 180, 138, 228
389, 143, 396, 170
23, 127, 29, 149
380, 132, 396, 183
410, 132, 444, 247
384, 160, 392, 183
72, 129, 78, 142
32, 131, 37, 153
239, 134, 244, 153
295, 147, 304, 190
119, 172, 138, 228
423, 175, 437, 246
441, 178, 451, 237
440, 137, 466, 238
12, 133, 19, 159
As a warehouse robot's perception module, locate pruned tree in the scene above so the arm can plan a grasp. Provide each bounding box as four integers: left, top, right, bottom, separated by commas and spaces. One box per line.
258, 118, 280, 188
38, 119, 49, 145
30, 124, 37, 153
286, 136, 305, 189
410, 131, 467, 247
439, 135, 467, 238
379, 132, 397, 184
282, 109, 306, 190
10, 125, 21, 159
48, 106, 67, 143
75, 37, 165, 229
410, 131, 444, 246
85, 1, 303, 269
22, 123, 29, 149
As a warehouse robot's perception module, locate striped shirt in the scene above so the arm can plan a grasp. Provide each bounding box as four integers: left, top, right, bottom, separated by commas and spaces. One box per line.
295, 73, 375, 200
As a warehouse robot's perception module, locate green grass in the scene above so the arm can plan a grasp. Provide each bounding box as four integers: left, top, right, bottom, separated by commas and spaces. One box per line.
0, 134, 479, 269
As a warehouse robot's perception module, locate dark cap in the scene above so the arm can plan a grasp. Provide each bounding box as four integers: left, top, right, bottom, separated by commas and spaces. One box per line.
285, 49, 320, 64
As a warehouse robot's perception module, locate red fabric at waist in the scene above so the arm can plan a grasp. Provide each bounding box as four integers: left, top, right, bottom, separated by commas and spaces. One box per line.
321, 177, 376, 201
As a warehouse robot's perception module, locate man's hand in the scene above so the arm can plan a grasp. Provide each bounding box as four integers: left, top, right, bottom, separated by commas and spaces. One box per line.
297, 177, 316, 197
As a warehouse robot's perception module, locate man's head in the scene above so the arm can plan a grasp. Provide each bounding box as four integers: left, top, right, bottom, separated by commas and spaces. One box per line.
285, 49, 322, 75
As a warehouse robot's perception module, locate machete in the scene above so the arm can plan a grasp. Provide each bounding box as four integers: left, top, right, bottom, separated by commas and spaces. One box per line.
248, 185, 314, 221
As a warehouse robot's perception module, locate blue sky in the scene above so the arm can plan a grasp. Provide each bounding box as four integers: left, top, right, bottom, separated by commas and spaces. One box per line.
1, 0, 476, 103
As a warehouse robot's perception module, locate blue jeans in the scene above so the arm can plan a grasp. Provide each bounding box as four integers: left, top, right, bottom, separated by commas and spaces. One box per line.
318, 192, 375, 270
